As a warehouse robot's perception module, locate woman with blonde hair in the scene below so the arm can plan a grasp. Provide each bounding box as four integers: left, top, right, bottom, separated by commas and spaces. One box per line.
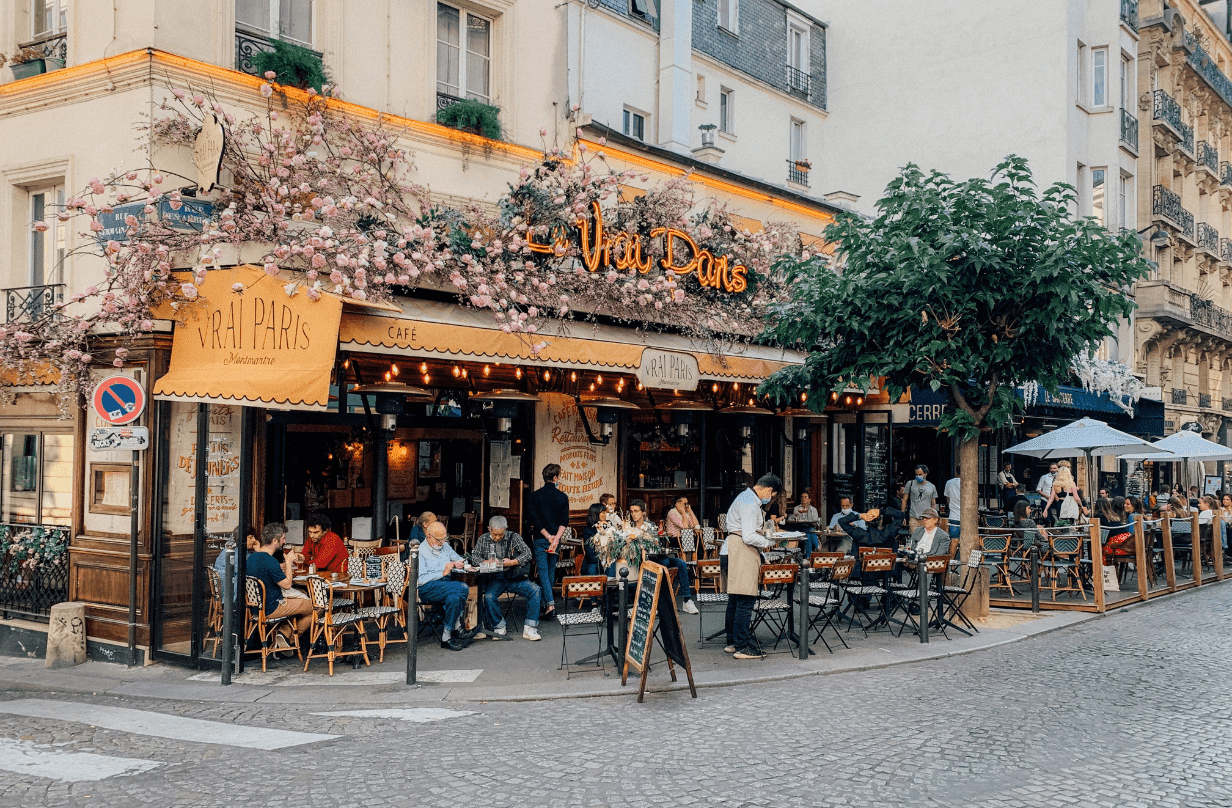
1043, 460, 1086, 526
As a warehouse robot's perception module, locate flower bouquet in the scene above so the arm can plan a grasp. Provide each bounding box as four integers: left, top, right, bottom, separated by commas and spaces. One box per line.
591, 515, 662, 577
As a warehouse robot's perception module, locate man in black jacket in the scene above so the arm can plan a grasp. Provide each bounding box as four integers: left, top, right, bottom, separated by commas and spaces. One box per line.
526, 463, 569, 620
838, 506, 906, 582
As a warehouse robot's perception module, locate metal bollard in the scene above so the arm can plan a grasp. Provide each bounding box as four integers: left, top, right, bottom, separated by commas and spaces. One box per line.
406, 542, 420, 686
797, 553, 809, 660
618, 567, 630, 655
1030, 545, 1041, 614
918, 560, 929, 644
220, 548, 234, 686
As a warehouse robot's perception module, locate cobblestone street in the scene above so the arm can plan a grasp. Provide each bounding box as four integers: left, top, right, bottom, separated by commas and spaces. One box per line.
0, 586, 1228, 807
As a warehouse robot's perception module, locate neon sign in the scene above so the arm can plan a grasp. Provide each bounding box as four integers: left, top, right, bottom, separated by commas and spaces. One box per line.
527, 201, 749, 293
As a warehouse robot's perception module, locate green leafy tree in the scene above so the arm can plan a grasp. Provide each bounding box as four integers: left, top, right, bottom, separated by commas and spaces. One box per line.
760, 157, 1152, 611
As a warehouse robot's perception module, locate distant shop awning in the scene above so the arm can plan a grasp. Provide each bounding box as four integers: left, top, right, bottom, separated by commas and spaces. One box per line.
152, 265, 344, 411
338, 297, 804, 384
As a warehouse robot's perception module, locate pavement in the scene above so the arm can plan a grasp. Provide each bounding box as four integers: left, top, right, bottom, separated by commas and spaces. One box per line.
0, 593, 1107, 706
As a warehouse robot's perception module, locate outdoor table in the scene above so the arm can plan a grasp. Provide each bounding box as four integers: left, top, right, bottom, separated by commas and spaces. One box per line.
450, 567, 505, 631
820, 529, 847, 552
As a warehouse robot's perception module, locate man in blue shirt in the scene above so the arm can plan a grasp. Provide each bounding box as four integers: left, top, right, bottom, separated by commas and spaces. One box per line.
417, 522, 478, 650
247, 523, 311, 648
526, 463, 569, 621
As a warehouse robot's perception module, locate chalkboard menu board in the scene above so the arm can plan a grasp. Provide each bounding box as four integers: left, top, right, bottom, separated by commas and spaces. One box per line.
625, 566, 658, 670
831, 474, 855, 513
622, 560, 697, 703
863, 424, 889, 511
1098, 472, 1123, 499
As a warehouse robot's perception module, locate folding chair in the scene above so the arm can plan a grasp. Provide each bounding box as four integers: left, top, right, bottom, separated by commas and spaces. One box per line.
807, 557, 853, 653
750, 564, 797, 651
694, 557, 728, 644
808, 552, 844, 599
939, 550, 982, 637
893, 556, 947, 640
841, 553, 894, 635
558, 576, 607, 679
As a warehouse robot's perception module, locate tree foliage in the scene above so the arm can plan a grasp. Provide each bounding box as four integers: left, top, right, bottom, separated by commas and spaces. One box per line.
759, 157, 1153, 439
436, 98, 503, 141
252, 39, 329, 92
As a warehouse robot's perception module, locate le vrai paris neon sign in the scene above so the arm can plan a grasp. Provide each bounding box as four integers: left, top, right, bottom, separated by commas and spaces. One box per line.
526, 201, 749, 293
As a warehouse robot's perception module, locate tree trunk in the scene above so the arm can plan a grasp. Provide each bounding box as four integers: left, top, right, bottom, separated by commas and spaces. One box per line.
958, 435, 989, 620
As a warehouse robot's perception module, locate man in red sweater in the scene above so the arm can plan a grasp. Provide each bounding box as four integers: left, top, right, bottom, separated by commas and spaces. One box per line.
302, 514, 348, 574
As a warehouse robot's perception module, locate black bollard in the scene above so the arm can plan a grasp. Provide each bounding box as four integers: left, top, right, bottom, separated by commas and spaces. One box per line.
618, 567, 630, 655
1030, 544, 1041, 614
220, 548, 234, 686
406, 541, 420, 686
918, 559, 930, 644
797, 552, 809, 660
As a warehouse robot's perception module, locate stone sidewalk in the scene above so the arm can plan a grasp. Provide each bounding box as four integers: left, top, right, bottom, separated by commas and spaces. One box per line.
0, 598, 1119, 706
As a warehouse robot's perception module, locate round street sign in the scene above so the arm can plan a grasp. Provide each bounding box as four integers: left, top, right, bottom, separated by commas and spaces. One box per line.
92, 376, 146, 426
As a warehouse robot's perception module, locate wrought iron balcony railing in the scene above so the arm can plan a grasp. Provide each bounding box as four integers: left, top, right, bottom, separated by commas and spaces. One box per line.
16, 32, 66, 64
1180, 121, 1195, 155
1198, 141, 1219, 174
0, 524, 69, 622
1201, 393, 1213, 409
234, 29, 323, 77
1221, 238, 1232, 263
1154, 89, 1184, 135
786, 65, 812, 98
1222, 162, 1232, 187
1190, 294, 1232, 339
436, 91, 465, 112
4, 284, 63, 324
1198, 222, 1219, 253
1121, 0, 1138, 30
1172, 388, 1188, 405
1120, 108, 1138, 151
1153, 185, 1194, 239
786, 160, 810, 186
1187, 37, 1232, 112
1223, 397, 1232, 412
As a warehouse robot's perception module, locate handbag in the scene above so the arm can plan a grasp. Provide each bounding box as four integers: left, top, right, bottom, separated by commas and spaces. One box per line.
1060, 494, 1080, 520
1101, 564, 1120, 593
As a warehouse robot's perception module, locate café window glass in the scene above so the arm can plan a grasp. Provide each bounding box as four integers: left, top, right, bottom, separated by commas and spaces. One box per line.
1, 432, 74, 526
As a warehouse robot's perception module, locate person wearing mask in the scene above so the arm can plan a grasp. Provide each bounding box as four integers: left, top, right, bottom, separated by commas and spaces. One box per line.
908, 508, 949, 558
468, 515, 541, 642
722, 473, 783, 660
997, 462, 1018, 511
247, 522, 311, 652
902, 465, 938, 532
827, 496, 864, 556
628, 499, 698, 615
418, 521, 478, 650
943, 469, 962, 542
302, 514, 347, 574
526, 463, 569, 621
1037, 463, 1059, 524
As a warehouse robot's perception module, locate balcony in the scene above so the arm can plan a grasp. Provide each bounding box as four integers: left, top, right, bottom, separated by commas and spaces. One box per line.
1221, 162, 1232, 187
1198, 141, 1219, 174
1172, 389, 1188, 405
1198, 222, 1219, 254
1136, 280, 1232, 342
1201, 393, 1213, 409
234, 29, 323, 77
1120, 0, 1138, 30
1152, 185, 1194, 240
4, 284, 63, 324
787, 160, 810, 187
436, 91, 466, 113
1186, 36, 1232, 112
786, 65, 812, 99
1221, 238, 1232, 263
1191, 294, 1232, 339
1223, 397, 1232, 412
1120, 108, 1138, 151
15, 32, 66, 65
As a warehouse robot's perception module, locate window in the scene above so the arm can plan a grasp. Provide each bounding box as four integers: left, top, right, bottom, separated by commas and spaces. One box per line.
696, 74, 706, 104
718, 0, 738, 33
2, 432, 73, 525
1077, 41, 1087, 105
236, 0, 313, 46
1092, 168, 1106, 226
29, 185, 65, 287
630, 0, 658, 22
788, 23, 809, 72
719, 88, 733, 133
89, 463, 132, 516
437, 3, 491, 103
32, 0, 67, 38
1092, 47, 1107, 107
1120, 173, 1133, 230
623, 108, 646, 141
790, 118, 807, 162
1121, 53, 1132, 110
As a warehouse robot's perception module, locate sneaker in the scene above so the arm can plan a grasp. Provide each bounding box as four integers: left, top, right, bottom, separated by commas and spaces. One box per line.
493, 625, 507, 638
723, 645, 737, 654
733, 649, 765, 660
523, 626, 542, 641
440, 637, 468, 651
272, 633, 293, 652
682, 600, 699, 615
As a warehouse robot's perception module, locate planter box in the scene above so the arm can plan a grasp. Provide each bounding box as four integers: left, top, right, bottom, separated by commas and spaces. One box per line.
10, 58, 63, 80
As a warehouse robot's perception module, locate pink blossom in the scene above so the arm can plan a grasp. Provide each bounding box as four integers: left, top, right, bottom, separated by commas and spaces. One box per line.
32, 221, 48, 232
264, 70, 277, 80
306, 288, 322, 301
191, 95, 204, 106
112, 358, 125, 368
89, 221, 103, 232
181, 283, 198, 299
140, 320, 154, 331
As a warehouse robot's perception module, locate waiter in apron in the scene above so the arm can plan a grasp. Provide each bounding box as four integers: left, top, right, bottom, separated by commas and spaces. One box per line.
722, 473, 784, 660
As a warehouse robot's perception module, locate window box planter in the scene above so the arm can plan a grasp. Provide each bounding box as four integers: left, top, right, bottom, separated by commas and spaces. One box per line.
10, 57, 63, 80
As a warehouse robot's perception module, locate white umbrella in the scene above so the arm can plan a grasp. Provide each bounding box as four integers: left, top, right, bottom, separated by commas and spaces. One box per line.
1004, 417, 1168, 502
1120, 429, 1232, 494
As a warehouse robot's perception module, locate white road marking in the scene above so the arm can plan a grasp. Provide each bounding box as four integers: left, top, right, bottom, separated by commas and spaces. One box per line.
0, 738, 161, 782
310, 708, 478, 723
0, 700, 338, 750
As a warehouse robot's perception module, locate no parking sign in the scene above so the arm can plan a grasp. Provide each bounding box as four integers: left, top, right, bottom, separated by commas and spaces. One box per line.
92, 376, 146, 426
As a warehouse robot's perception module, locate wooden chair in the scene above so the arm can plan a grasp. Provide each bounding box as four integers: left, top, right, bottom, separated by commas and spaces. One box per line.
980, 532, 1017, 597
693, 557, 728, 644
679, 528, 699, 566
554, 527, 581, 600
699, 526, 719, 558
205, 566, 224, 658
695, 556, 724, 595
750, 564, 796, 651
894, 555, 948, 640
842, 553, 894, 635
350, 538, 382, 557
807, 556, 853, 652
558, 575, 607, 679
350, 560, 405, 662
808, 552, 844, 599
243, 577, 302, 672
717, 513, 728, 534
303, 575, 370, 676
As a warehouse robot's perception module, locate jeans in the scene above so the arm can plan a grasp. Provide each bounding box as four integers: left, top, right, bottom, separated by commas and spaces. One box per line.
724, 593, 756, 651
532, 537, 557, 609
418, 578, 469, 639
662, 556, 693, 600
480, 578, 540, 630
802, 531, 820, 557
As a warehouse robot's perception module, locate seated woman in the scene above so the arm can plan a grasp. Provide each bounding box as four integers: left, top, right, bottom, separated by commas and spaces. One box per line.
1095, 497, 1134, 566
1012, 500, 1048, 555
1168, 496, 1193, 548
402, 511, 438, 561
1197, 495, 1219, 563
663, 495, 701, 553
580, 502, 605, 576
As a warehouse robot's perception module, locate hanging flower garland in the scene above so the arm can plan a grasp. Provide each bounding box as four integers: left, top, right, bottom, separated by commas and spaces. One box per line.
1, 78, 800, 411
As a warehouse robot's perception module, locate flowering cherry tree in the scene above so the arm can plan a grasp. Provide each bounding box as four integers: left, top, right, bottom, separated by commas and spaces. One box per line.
2, 77, 799, 410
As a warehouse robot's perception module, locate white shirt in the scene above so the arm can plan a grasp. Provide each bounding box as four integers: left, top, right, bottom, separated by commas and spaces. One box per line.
1036, 472, 1055, 498
827, 508, 866, 531
914, 527, 942, 556
944, 477, 962, 524
720, 487, 774, 556
997, 470, 1017, 488
1199, 509, 1214, 524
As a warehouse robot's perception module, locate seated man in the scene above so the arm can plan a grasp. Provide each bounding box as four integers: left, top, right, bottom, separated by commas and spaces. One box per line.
838, 506, 907, 584
628, 499, 699, 616
247, 522, 313, 652
826, 496, 865, 555
468, 515, 542, 642
302, 514, 348, 574
417, 521, 478, 651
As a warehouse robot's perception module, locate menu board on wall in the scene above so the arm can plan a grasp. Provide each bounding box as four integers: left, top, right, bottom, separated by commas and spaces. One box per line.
830, 473, 855, 510
862, 424, 889, 511
387, 439, 417, 500
488, 439, 512, 509
534, 392, 619, 512
166, 403, 241, 536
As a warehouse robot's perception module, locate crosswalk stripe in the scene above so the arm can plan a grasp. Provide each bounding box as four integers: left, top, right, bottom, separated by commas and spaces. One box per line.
0, 699, 338, 750
0, 738, 161, 782
310, 708, 477, 723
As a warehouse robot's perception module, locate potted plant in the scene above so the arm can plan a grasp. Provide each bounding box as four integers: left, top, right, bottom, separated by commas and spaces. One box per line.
793, 159, 812, 171
2, 47, 64, 80
252, 39, 329, 92
436, 98, 503, 141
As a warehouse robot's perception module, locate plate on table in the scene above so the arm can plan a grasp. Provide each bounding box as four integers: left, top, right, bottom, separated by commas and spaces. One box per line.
771, 531, 804, 541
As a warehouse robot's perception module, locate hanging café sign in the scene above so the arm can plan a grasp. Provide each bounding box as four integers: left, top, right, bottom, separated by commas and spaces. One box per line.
527, 201, 750, 293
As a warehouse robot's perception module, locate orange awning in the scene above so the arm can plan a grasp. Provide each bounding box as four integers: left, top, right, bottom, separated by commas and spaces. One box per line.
152, 265, 344, 410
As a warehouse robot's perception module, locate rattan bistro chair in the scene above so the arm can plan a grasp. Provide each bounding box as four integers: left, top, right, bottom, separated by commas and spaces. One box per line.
558, 576, 607, 679
1043, 533, 1086, 602
243, 577, 302, 672
303, 576, 370, 676
205, 566, 224, 658
350, 560, 406, 662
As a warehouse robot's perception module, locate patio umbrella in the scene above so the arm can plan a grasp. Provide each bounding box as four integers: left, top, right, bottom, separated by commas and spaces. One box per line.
1004, 417, 1168, 504
1119, 429, 1232, 494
